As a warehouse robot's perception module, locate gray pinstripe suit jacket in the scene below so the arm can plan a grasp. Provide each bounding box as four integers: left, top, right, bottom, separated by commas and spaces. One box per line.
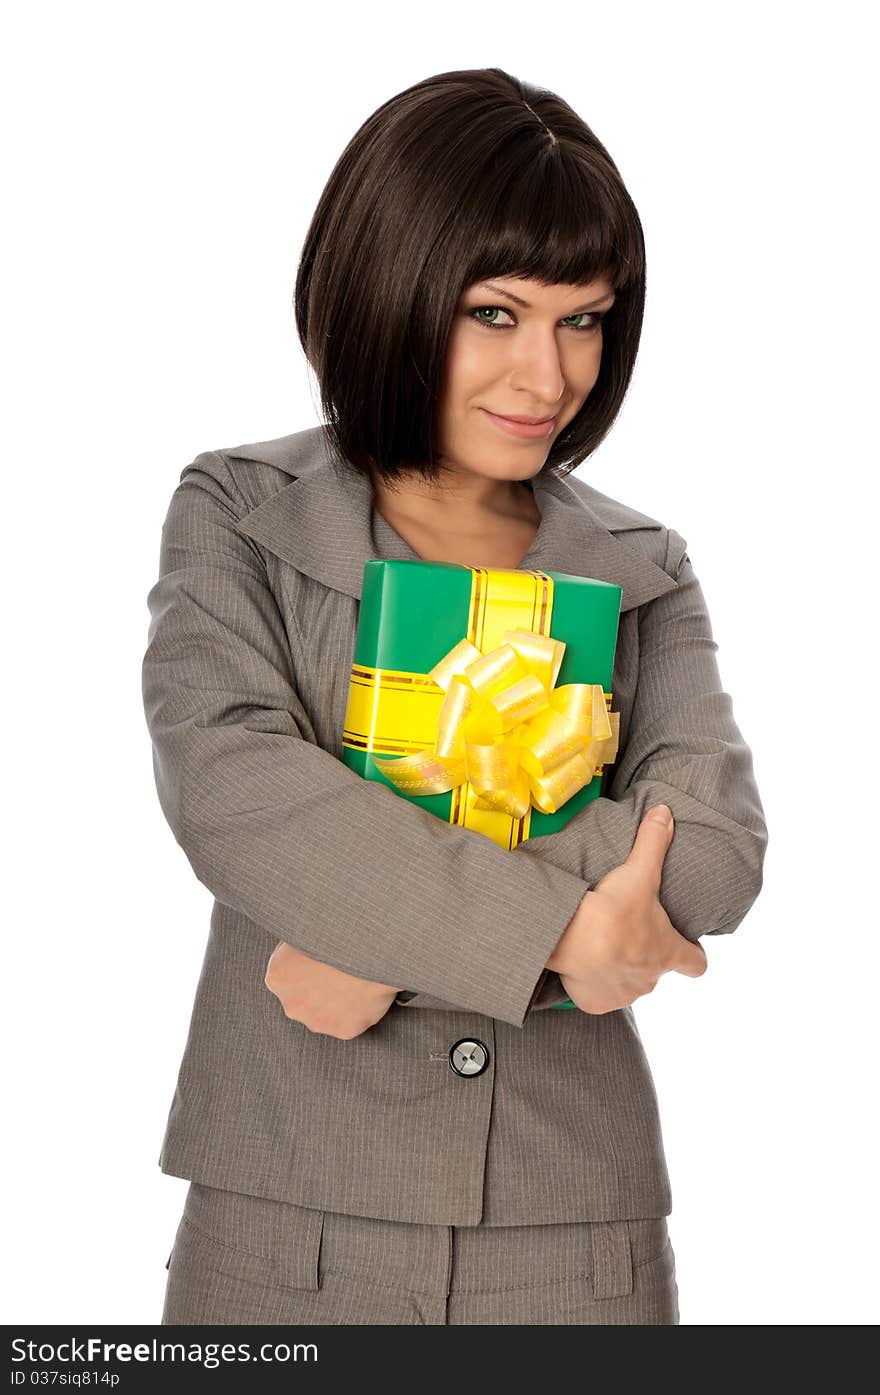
141, 425, 767, 1226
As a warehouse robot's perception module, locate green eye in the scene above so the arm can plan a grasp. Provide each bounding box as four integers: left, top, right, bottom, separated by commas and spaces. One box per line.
469, 306, 606, 332
472, 306, 511, 327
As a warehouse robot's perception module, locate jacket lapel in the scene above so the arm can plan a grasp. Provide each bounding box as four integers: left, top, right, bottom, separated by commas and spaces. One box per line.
230, 427, 678, 612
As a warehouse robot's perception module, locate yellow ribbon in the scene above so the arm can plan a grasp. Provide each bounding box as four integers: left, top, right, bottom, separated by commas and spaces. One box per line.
372, 628, 619, 820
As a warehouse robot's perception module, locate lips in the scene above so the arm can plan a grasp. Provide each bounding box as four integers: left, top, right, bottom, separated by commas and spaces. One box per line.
480, 408, 558, 440
489, 412, 556, 424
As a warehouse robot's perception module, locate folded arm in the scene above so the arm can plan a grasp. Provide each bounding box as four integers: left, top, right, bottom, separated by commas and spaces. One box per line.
518, 533, 768, 1009
141, 453, 591, 1029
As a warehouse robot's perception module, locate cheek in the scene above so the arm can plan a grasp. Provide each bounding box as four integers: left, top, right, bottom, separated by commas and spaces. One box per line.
441, 334, 495, 405
564, 342, 604, 397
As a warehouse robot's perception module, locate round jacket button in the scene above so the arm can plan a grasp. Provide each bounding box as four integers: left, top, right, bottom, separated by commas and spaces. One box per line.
448, 1038, 490, 1077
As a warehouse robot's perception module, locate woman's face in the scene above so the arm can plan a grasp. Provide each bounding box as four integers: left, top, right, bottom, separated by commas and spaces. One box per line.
436, 272, 616, 484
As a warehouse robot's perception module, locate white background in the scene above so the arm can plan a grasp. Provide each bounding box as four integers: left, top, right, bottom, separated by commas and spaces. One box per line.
4, 0, 878, 1326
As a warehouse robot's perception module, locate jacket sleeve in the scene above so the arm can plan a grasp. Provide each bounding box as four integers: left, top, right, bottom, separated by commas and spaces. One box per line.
141, 453, 592, 1029
513, 527, 768, 1010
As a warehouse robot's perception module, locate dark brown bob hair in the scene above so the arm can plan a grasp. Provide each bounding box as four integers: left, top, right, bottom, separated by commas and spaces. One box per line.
294, 66, 646, 484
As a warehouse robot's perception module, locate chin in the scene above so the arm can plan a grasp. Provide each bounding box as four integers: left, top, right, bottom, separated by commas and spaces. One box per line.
478, 456, 540, 481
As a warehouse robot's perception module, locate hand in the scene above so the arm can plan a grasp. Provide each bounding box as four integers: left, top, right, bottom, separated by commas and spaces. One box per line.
548, 805, 708, 1014
264, 941, 400, 1039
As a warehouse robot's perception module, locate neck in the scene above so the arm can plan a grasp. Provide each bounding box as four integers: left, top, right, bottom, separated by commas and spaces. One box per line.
370, 465, 537, 522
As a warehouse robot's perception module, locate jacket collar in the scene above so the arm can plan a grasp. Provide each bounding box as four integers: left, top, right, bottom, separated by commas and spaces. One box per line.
230, 427, 677, 612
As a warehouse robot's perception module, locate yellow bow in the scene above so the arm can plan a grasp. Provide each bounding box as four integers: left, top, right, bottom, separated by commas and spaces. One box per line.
372, 628, 619, 820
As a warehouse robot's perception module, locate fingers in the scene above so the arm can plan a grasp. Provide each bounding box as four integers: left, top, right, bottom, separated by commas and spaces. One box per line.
672, 936, 708, 978
625, 804, 674, 892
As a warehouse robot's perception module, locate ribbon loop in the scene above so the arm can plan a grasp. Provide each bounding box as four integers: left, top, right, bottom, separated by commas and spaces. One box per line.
373, 626, 619, 818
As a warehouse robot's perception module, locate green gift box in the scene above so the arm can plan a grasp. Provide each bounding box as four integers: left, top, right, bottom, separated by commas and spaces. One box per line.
342, 559, 622, 1010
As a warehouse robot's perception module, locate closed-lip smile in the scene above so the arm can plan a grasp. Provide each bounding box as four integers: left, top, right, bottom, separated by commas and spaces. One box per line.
487, 410, 557, 424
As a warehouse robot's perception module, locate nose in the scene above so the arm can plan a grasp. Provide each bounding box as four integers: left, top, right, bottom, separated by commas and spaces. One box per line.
508, 331, 566, 407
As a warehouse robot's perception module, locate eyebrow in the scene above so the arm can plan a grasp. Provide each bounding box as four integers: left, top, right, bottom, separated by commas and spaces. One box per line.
475, 281, 616, 312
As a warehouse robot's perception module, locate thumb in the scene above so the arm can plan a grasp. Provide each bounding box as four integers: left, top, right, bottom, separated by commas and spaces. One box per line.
626, 804, 674, 887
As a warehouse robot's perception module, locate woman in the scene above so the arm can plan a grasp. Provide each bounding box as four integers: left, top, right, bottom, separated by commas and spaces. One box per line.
143, 66, 767, 1325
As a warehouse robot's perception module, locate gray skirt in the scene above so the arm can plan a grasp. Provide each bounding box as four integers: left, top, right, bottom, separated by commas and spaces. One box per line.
162, 1181, 679, 1325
